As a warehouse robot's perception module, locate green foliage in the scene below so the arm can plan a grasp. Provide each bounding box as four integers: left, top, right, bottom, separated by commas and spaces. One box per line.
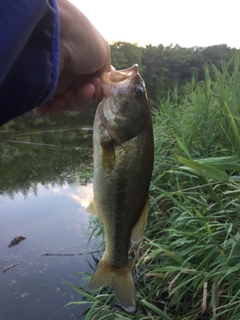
111, 42, 144, 73
70, 57, 240, 319
202, 44, 237, 71
141, 57, 240, 319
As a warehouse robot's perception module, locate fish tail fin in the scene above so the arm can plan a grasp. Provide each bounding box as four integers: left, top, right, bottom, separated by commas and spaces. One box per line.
89, 257, 136, 313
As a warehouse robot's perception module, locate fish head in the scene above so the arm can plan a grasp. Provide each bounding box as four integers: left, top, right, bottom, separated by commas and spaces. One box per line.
99, 65, 150, 143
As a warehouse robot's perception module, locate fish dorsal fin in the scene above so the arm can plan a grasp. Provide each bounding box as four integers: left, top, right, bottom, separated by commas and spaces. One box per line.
86, 198, 98, 216
131, 197, 149, 243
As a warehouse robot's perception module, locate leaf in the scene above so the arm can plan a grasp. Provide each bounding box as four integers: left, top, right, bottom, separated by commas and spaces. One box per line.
223, 189, 240, 197
196, 156, 240, 170
141, 299, 173, 319
194, 208, 212, 236
198, 176, 223, 206
176, 156, 229, 181
173, 133, 192, 158
224, 101, 240, 152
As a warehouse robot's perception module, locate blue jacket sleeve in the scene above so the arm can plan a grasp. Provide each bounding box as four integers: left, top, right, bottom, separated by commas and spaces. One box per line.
0, 0, 60, 126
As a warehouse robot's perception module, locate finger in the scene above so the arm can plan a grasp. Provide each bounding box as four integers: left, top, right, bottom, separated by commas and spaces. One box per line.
39, 83, 97, 114
34, 102, 51, 117
65, 80, 102, 111
53, 71, 76, 96
34, 77, 103, 116
84, 76, 103, 101
34, 96, 68, 117
77, 83, 95, 107
72, 77, 102, 109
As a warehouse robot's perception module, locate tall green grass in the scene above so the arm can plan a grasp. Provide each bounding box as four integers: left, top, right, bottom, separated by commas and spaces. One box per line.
70, 56, 240, 319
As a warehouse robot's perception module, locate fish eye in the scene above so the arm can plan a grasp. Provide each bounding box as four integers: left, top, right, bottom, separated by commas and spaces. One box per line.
134, 85, 144, 94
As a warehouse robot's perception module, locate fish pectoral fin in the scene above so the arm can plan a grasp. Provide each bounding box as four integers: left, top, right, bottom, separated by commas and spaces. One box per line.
131, 197, 149, 243
89, 257, 136, 313
101, 141, 115, 173
86, 198, 98, 216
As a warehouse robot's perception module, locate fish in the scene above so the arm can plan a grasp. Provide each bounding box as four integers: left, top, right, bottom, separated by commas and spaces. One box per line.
87, 64, 154, 312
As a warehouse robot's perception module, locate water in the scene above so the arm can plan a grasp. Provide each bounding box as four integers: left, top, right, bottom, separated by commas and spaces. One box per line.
0, 125, 101, 320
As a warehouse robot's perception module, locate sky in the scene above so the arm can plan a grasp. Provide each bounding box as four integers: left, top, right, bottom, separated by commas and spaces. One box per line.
69, 0, 239, 49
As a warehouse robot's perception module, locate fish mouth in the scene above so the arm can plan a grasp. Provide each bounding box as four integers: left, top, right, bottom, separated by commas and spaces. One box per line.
110, 64, 139, 82
101, 65, 139, 98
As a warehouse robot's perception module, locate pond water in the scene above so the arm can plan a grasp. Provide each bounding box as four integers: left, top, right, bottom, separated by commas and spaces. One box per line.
0, 126, 101, 320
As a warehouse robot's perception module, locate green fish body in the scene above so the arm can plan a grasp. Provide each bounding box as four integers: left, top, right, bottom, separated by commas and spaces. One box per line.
87, 65, 154, 312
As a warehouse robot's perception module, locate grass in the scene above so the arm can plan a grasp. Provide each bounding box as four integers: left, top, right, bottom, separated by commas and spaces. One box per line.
69, 56, 240, 319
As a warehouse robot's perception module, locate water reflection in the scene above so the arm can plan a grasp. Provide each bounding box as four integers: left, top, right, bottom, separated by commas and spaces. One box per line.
0, 127, 93, 196
0, 127, 100, 320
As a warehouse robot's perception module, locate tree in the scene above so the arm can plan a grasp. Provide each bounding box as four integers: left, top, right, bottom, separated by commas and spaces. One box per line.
110, 42, 144, 72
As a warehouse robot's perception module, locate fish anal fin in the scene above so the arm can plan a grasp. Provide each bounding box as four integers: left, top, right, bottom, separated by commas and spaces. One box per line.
101, 141, 115, 173
86, 198, 98, 216
89, 257, 136, 313
131, 197, 149, 243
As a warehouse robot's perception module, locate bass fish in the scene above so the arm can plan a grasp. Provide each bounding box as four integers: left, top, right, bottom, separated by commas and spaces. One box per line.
87, 64, 154, 312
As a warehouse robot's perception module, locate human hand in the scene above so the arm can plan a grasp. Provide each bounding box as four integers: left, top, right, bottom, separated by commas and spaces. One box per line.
34, 0, 111, 117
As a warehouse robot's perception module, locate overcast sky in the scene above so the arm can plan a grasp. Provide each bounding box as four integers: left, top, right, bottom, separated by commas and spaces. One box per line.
69, 0, 239, 48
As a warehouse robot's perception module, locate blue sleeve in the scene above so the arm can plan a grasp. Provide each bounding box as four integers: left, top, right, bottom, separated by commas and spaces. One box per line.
0, 0, 60, 126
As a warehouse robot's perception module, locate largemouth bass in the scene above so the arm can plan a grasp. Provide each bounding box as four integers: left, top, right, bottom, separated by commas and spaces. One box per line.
87, 64, 154, 312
